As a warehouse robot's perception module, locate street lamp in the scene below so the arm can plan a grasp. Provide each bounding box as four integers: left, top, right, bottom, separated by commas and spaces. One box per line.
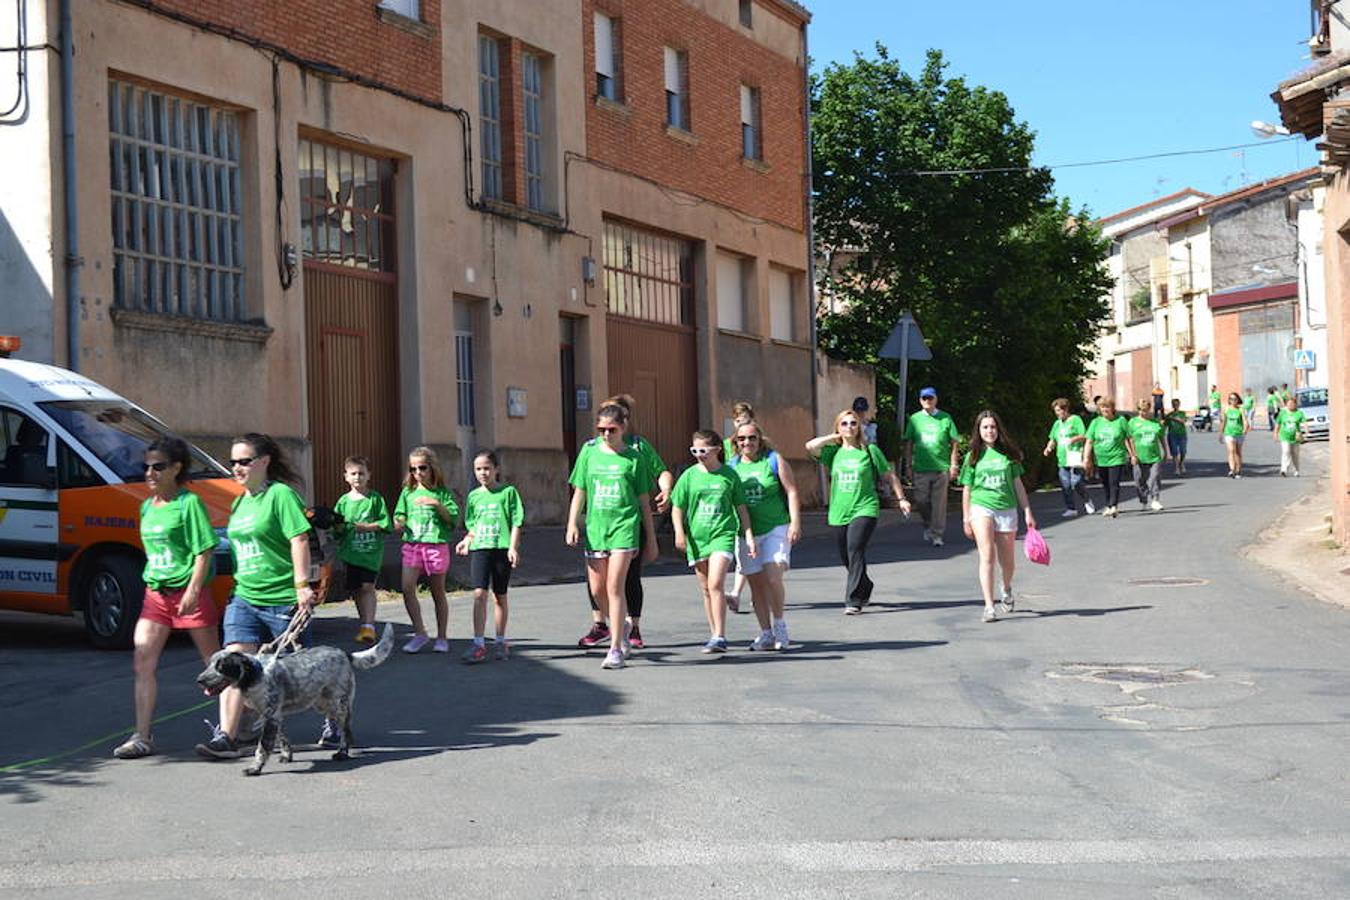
1251, 120, 1292, 138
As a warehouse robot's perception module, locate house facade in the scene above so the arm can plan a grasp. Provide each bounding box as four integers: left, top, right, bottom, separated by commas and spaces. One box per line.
0, 0, 817, 517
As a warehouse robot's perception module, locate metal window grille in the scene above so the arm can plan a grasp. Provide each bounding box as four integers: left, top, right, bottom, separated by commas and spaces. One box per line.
108, 80, 244, 320
602, 220, 694, 326
479, 36, 502, 201
298, 138, 395, 272
522, 53, 545, 211
455, 331, 476, 428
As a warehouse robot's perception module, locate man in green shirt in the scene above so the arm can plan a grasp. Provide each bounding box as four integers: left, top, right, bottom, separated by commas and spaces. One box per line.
1241, 389, 1256, 428
903, 386, 961, 547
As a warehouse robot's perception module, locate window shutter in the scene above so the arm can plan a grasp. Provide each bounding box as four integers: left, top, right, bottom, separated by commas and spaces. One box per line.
595, 13, 614, 77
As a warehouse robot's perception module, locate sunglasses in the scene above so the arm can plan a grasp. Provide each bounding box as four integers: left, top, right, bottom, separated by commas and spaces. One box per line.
596, 426, 620, 435
736, 435, 758, 442
690, 446, 713, 456
839, 420, 859, 428
229, 456, 257, 468
143, 461, 170, 472
409, 464, 431, 472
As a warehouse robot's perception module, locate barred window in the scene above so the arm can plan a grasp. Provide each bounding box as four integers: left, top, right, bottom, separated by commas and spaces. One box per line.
602, 220, 695, 326
298, 138, 395, 272
108, 80, 243, 320
522, 52, 546, 211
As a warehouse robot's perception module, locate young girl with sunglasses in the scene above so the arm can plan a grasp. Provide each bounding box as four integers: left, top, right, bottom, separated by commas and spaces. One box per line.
729, 421, 800, 651
455, 450, 524, 663
672, 430, 756, 653
566, 404, 658, 669
394, 446, 460, 654
806, 409, 910, 614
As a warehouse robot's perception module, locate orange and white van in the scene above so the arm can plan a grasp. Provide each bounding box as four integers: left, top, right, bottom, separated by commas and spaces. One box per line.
0, 357, 241, 648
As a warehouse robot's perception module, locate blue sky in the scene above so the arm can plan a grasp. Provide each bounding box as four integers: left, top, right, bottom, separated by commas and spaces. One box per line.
808, 1, 1318, 219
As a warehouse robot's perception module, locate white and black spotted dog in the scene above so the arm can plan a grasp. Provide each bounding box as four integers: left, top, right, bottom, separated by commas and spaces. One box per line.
197, 624, 394, 776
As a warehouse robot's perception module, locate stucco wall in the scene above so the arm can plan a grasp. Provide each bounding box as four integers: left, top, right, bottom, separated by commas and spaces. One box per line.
1210, 196, 1300, 293
1322, 167, 1350, 546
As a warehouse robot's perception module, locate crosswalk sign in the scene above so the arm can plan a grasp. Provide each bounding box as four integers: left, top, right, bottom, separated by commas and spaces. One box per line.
1294, 349, 1316, 370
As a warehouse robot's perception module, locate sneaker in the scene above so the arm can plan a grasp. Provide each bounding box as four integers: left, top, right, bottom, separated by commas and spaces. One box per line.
1280, 469, 1287, 477
402, 633, 430, 654
922, 529, 934, 544
194, 724, 242, 760
1150, 499, 1163, 512
577, 622, 611, 649
1085, 500, 1097, 515
354, 624, 377, 644
601, 648, 625, 669
702, 636, 729, 654
999, 589, 1015, 614
462, 643, 488, 664
1109, 506, 1119, 518
318, 719, 341, 749
494, 641, 510, 661
931, 536, 944, 547
432, 638, 450, 653
772, 621, 790, 651
1293, 470, 1300, 477
1101, 507, 1113, 518
843, 605, 862, 616
1234, 473, 1242, 480
1061, 509, 1078, 518
112, 733, 154, 759
749, 631, 775, 651
982, 607, 997, 623
628, 623, 645, 650
1179, 464, 1186, 475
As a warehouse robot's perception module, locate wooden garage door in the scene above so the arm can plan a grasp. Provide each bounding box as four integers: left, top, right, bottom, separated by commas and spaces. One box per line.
606, 316, 697, 471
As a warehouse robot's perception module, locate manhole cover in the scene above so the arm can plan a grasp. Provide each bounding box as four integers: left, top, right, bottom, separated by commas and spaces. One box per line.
1048, 663, 1215, 690
1089, 669, 1199, 685
1128, 576, 1208, 587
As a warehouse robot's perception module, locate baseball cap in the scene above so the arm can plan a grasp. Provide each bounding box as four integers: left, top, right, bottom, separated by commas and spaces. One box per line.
851, 396, 870, 413
919, 387, 938, 399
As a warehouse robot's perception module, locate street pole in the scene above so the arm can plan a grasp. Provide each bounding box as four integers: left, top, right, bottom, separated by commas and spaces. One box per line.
896, 314, 911, 429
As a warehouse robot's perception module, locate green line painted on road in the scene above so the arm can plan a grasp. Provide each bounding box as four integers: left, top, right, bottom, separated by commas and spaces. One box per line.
0, 698, 216, 773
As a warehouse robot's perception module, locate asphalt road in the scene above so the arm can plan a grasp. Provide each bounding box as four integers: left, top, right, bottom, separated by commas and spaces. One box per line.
2, 435, 1347, 898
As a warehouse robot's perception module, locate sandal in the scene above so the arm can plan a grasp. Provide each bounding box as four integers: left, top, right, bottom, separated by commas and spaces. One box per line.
113, 733, 155, 759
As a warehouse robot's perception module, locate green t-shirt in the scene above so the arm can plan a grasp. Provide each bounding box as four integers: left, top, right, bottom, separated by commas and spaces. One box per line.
568, 444, 652, 551
903, 410, 960, 473
574, 433, 667, 491
139, 490, 217, 591
227, 482, 313, 606
1164, 410, 1188, 437
671, 464, 747, 562
728, 451, 790, 536
1242, 395, 1255, 412
1222, 407, 1246, 437
820, 443, 889, 526
464, 484, 525, 550
1265, 393, 1280, 410
333, 491, 391, 572
1208, 391, 1221, 409
394, 485, 460, 544
1085, 415, 1129, 467
1048, 415, 1086, 468
1276, 408, 1306, 443
1278, 388, 1293, 403
1128, 417, 1165, 464
958, 447, 1025, 512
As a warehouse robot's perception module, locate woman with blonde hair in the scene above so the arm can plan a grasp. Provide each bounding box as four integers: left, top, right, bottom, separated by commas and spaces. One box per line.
806, 409, 911, 614
730, 420, 801, 649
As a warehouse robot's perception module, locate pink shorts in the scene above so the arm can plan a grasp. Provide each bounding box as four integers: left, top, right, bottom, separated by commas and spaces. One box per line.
140, 586, 220, 630
401, 541, 450, 576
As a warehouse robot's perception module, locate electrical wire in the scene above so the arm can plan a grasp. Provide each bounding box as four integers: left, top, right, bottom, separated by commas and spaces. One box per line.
901, 137, 1303, 177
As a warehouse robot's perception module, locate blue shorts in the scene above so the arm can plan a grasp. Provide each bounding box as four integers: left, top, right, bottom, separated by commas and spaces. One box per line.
1166, 433, 1187, 458
222, 597, 311, 647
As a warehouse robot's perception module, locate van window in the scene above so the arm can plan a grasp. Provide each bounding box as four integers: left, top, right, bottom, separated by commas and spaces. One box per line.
37, 400, 226, 483
57, 439, 104, 489
0, 406, 53, 487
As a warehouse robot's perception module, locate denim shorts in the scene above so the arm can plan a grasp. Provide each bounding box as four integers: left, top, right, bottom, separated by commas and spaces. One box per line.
222, 597, 310, 647
1166, 433, 1187, 458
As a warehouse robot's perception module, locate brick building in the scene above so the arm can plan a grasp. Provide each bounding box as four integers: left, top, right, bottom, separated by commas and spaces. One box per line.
0, 0, 817, 519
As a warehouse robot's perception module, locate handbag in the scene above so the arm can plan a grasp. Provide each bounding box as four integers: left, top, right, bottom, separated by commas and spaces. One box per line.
1023, 527, 1051, 566
1065, 449, 1084, 469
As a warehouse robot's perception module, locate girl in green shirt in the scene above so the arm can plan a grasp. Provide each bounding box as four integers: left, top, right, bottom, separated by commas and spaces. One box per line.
806, 409, 911, 615
455, 450, 525, 663
960, 411, 1036, 623
1220, 391, 1251, 478
672, 430, 755, 654
730, 421, 801, 651
566, 403, 658, 670
114, 437, 221, 760
394, 446, 460, 654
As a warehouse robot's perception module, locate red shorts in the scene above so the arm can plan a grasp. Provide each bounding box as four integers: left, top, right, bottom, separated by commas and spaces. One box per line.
140, 586, 220, 630
401, 542, 450, 576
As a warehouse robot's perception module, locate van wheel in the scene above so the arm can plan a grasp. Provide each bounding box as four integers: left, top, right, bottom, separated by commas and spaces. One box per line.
82, 554, 143, 650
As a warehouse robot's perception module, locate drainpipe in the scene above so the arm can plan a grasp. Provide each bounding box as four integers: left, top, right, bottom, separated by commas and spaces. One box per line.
60, 0, 80, 371
800, 19, 824, 501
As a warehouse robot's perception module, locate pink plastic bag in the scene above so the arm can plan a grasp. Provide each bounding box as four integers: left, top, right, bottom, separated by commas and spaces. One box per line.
1023, 526, 1051, 566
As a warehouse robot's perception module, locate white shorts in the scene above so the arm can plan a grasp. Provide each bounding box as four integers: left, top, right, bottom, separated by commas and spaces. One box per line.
736, 524, 791, 575
585, 548, 637, 560
970, 505, 1018, 533
1224, 434, 1245, 447
689, 550, 735, 568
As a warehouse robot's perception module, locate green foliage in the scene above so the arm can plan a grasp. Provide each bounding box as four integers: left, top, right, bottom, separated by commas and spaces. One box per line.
1128, 286, 1152, 322
812, 47, 1113, 479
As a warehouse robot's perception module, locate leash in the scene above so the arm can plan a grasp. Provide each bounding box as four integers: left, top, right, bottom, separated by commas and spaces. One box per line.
258, 605, 313, 656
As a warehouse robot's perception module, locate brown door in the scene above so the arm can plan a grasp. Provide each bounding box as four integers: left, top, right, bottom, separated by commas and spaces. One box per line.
304, 265, 400, 506
606, 315, 697, 472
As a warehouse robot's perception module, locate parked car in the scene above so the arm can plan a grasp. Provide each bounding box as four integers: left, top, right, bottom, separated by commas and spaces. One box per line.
1296, 387, 1330, 440
0, 357, 240, 648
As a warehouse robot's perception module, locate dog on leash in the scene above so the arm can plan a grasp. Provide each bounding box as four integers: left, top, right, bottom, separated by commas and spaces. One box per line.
196, 623, 394, 776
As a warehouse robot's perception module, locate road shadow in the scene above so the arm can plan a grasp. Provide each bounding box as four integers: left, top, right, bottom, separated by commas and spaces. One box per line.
996, 604, 1154, 621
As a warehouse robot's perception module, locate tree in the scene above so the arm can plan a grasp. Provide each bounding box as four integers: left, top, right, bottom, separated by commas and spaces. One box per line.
813, 47, 1113, 475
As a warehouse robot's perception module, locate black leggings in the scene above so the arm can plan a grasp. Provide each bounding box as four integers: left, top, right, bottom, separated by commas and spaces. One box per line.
587, 528, 645, 617
834, 515, 878, 608
1099, 465, 1125, 508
